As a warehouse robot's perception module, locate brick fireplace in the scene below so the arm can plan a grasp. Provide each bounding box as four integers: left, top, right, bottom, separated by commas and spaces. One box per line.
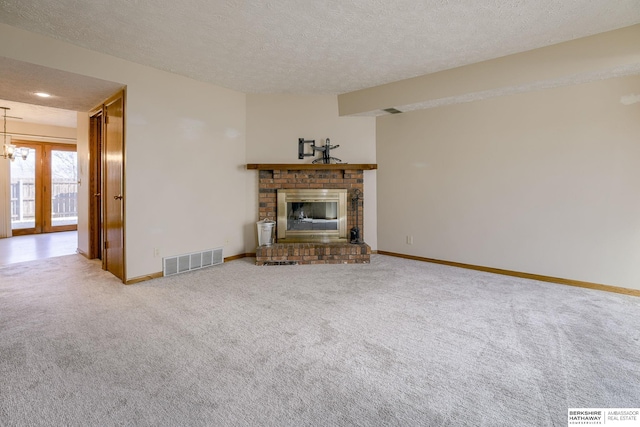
247, 164, 376, 265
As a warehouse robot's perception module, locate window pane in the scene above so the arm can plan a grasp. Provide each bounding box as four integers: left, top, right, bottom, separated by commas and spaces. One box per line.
10, 148, 36, 230
50, 150, 78, 227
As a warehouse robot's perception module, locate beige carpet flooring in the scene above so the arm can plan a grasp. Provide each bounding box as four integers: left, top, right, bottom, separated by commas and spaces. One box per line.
1, 254, 639, 426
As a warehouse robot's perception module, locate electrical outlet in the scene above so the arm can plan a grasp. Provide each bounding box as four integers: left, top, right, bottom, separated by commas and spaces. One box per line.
406, 235, 413, 245
153, 248, 160, 257
224, 238, 230, 246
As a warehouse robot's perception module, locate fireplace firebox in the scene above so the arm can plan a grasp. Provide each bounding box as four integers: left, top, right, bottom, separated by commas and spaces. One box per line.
277, 189, 347, 243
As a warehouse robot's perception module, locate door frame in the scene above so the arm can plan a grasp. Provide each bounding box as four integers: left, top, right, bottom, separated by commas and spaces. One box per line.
88, 110, 103, 261
10, 141, 79, 236
88, 89, 126, 283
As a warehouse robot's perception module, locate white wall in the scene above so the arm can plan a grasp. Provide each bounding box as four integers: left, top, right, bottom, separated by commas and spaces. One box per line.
0, 155, 10, 238
245, 94, 377, 250
125, 80, 246, 278
376, 75, 640, 289
76, 112, 89, 255
0, 24, 248, 280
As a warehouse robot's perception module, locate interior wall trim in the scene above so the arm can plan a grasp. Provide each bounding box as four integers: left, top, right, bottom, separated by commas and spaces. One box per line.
125, 253, 255, 285
224, 253, 255, 262
5, 133, 76, 143
377, 251, 640, 297
125, 271, 163, 285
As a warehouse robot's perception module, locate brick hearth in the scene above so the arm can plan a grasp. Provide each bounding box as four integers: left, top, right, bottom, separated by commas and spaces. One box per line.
248, 164, 376, 265
255, 242, 371, 265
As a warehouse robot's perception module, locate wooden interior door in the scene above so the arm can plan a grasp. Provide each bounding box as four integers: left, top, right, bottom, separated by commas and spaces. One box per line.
104, 94, 125, 281
89, 112, 103, 260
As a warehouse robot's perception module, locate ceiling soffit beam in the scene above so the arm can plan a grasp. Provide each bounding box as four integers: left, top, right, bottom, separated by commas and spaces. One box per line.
338, 24, 640, 117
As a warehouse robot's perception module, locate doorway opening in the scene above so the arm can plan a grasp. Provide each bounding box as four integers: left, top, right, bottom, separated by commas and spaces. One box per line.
0, 231, 78, 266
0, 58, 126, 278
10, 141, 78, 236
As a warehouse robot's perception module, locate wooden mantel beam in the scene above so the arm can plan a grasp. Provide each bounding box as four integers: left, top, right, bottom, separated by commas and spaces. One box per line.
246, 163, 377, 170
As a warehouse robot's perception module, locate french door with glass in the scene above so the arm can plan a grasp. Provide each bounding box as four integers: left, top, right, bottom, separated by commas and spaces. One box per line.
10, 142, 78, 235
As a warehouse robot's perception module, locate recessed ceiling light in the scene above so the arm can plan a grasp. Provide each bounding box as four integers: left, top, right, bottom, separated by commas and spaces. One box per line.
35, 92, 51, 98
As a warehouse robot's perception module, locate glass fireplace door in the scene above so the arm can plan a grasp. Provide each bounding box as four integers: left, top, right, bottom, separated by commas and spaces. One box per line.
287, 201, 339, 231
277, 189, 347, 242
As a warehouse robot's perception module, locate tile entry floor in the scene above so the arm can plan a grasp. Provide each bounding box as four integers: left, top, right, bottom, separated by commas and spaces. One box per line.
0, 231, 78, 266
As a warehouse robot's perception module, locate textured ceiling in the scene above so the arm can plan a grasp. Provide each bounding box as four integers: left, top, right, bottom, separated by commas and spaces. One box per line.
0, 57, 123, 128
0, 57, 124, 112
0, 99, 77, 128
1, 0, 639, 95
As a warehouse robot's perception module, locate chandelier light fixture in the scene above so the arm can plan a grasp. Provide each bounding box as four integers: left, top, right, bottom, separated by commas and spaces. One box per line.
1, 107, 29, 161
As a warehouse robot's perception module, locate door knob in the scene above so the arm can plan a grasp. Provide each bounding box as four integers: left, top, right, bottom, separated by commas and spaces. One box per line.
114, 195, 123, 200
94, 193, 101, 197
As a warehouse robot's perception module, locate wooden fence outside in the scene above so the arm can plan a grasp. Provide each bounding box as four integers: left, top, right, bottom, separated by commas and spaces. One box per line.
10, 180, 78, 222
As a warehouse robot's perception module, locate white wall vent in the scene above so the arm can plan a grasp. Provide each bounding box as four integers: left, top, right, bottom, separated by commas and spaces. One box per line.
163, 247, 223, 276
